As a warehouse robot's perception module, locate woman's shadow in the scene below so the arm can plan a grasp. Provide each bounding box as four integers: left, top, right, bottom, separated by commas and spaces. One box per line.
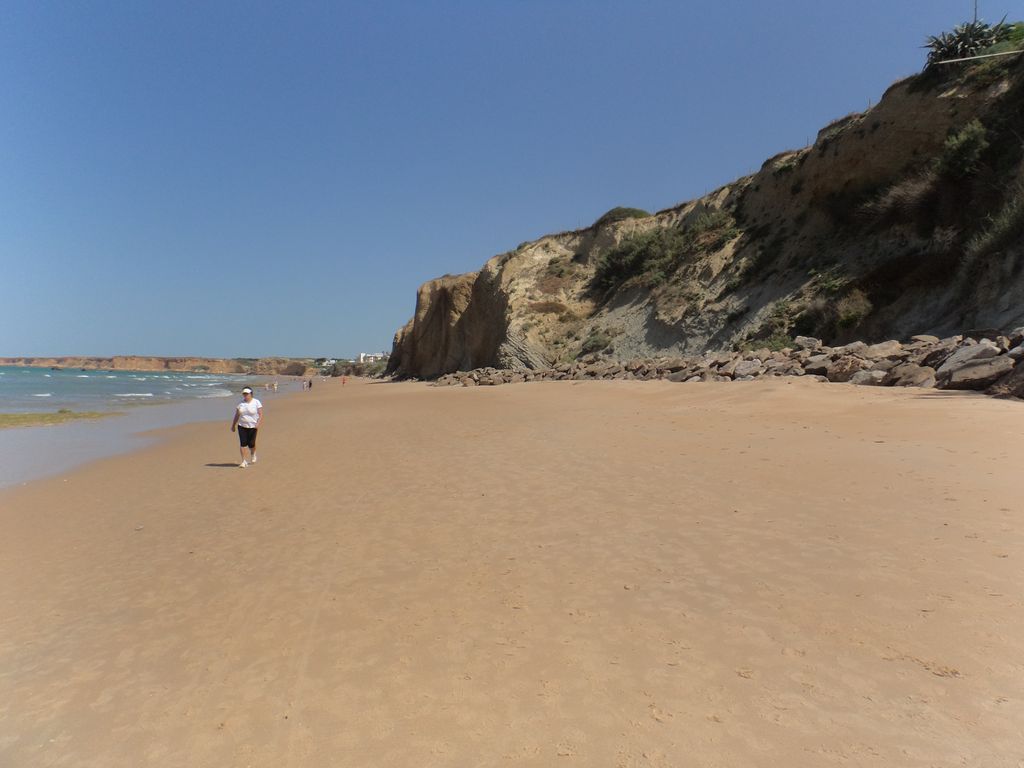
205, 462, 240, 468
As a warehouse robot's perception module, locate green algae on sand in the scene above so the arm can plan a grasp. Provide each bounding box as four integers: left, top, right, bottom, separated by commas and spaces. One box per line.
0, 410, 121, 429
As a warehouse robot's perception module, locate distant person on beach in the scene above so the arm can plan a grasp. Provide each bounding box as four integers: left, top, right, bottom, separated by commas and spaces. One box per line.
230, 387, 262, 468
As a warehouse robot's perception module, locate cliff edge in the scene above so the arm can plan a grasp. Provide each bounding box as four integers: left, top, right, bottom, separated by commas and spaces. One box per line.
390, 53, 1024, 378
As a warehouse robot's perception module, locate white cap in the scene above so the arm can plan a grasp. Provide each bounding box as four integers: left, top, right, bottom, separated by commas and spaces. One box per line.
241, 387, 253, 394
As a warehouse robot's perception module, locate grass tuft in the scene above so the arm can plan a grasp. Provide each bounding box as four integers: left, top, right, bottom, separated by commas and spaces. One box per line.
593, 212, 740, 293
580, 331, 613, 355
966, 184, 1024, 259
935, 119, 989, 180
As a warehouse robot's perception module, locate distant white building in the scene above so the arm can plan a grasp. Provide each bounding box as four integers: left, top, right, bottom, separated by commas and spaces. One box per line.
358, 352, 389, 363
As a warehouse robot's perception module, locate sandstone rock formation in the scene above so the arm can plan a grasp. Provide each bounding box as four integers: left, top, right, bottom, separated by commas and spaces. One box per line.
389, 267, 548, 379
390, 55, 1024, 380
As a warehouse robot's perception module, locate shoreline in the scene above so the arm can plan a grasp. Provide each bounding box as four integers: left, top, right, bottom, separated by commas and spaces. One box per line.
0, 380, 306, 489
2, 377, 1022, 766
0, 364, 289, 414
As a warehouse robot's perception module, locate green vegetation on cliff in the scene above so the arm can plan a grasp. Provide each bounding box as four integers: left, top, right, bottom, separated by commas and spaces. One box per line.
967, 184, 1024, 260
593, 211, 740, 292
389, 29, 1024, 379
592, 207, 650, 228
925, 18, 1017, 67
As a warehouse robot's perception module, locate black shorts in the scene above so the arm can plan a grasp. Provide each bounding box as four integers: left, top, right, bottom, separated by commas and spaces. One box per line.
237, 426, 258, 449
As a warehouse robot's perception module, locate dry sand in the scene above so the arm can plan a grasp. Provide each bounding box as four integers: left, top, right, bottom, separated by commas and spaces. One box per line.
1, 378, 1022, 767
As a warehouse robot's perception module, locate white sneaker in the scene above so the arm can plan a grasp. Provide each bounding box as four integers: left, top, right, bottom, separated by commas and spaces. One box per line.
239, 461, 248, 468
251, 455, 258, 464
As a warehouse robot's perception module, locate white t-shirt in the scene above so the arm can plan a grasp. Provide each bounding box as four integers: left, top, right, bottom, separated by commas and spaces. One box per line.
236, 398, 262, 428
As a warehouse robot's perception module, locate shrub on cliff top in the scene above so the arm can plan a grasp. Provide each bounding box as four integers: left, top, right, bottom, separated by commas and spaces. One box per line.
593, 207, 650, 228
925, 18, 1012, 68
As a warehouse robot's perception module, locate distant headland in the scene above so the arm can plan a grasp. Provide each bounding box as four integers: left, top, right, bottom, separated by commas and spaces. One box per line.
0, 356, 313, 376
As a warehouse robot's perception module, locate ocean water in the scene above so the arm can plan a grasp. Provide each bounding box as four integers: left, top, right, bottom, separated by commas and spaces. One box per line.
0, 367, 299, 489
0, 365, 253, 412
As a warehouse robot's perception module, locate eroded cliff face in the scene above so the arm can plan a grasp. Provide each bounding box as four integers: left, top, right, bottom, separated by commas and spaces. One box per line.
0, 356, 313, 375
390, 274, 479, 378
389, 259, 554, 378
390, 57, 1024, 378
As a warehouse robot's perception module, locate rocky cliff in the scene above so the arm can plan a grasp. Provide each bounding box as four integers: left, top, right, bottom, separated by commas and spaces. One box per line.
0, 356, 313, 376
389, 53, 1024, 379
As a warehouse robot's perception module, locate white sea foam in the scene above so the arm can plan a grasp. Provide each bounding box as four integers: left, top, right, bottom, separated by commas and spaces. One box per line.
106, 375, 117, 379
197, 388, 232, 398
32, 393, 53, 397
43, 374, 51, 377
77, 374, 90, 378
115, 393, 154, 397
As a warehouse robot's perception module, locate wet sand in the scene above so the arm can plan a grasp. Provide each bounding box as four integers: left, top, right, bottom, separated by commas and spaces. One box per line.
0, 382, 302, 490
1, 377, 1022, 767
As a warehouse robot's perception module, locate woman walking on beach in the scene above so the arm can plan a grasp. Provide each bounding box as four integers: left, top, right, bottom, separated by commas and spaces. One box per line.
230, 387, 262, 467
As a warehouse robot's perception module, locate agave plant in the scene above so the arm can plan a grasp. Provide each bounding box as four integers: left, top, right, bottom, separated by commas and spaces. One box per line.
924, 18, 1011, 68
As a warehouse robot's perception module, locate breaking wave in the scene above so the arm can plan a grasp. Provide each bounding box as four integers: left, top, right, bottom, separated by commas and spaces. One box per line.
197, 388, 232, 398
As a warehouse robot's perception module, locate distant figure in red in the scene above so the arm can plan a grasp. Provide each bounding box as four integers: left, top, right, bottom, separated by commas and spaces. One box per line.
341, 376, 348, 387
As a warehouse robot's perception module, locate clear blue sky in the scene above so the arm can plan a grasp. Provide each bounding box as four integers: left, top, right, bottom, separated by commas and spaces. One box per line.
1, 1, 1015, 358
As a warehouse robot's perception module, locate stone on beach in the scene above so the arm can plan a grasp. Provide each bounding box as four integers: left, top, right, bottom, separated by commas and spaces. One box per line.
425, 331, 1024, 400
937, 355, 1016, 390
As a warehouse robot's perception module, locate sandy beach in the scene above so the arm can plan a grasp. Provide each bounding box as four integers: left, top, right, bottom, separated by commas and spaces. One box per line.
1, 377, 1022, 767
